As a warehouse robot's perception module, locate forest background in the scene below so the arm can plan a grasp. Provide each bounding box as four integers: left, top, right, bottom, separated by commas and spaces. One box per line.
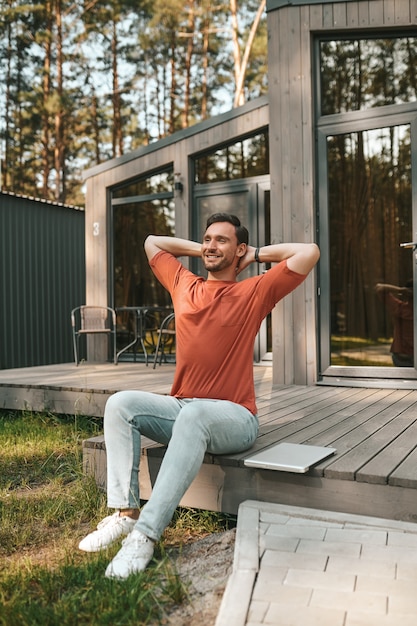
0, 0, 267, 207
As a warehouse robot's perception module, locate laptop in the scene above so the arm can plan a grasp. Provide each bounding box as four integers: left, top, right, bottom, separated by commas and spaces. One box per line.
243, 442, 336, 474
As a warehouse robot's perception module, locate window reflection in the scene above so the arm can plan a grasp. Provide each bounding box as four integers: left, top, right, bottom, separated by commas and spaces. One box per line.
328, 125, 413, 367
113, 170, 174, 198
320, 37, 417, 115
195, 131, 269, 184
112, 167, 175, 309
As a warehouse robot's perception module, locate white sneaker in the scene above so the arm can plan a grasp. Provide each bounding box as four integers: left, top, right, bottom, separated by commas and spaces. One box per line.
105, 530, 154, 579
78, 512, 136, 552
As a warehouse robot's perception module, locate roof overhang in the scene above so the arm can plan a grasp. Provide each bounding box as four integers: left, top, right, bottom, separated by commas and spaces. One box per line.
83, 95, 269, 181
267, 0, 355, 12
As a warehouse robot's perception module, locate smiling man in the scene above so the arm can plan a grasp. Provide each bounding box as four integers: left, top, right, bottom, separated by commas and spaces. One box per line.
79, 213, 320, 579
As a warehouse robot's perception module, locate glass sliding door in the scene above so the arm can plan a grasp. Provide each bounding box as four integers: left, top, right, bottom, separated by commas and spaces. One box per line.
318, 112, 417, 380
316, 33, 417, 383
328, 124, 412, 369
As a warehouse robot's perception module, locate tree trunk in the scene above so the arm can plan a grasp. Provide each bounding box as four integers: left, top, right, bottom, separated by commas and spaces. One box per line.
201, 11, 210, 119
112, 19, 123, 158
41, 0, 52, 199
230, 0, 243, 106
182, 0, 196, 128
54, 0, 65, 201
233, 0, 266, 107
169, 33, 177, 135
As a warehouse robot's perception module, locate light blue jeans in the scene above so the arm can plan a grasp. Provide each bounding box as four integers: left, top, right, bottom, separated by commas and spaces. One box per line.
103, 390, 258, 541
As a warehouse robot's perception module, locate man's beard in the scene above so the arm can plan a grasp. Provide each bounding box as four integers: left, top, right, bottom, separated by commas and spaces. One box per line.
203, 257, 230, 272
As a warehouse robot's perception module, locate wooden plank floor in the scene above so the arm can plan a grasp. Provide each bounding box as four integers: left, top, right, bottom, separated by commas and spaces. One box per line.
2, 362, 417, 524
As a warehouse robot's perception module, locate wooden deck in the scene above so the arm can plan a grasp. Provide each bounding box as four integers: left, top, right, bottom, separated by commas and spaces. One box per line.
2, 362, 417, 524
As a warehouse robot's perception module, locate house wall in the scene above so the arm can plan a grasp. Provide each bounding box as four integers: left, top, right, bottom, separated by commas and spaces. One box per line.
84, 0, 417, 380
266, 0, 417, 385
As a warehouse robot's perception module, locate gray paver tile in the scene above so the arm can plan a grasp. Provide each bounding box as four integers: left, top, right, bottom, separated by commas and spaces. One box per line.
396, 562, 417, 579
261, 549, 327, 571
284, 568, 355, 591
266, 524, 326, 540
388, 591, 417, 613
261, 534, 299, 553
361, 543, 417, 564
387, 530, 417, 547
252, 581, 312, 605
287, 516, 343, 529
326, 555, 396, 578
356, 574, 415, 595
325, 527, 387, 545
297, 538, 361, 557
310, 588, 387, 614
252, 565, 288, 589
246, 600, 269, 623
263, 603, 345, 625
345, 612, 417, 626
260, 511, 291, 525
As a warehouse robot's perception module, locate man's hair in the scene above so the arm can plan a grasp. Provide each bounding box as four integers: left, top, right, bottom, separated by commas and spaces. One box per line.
206, 213, 249, 245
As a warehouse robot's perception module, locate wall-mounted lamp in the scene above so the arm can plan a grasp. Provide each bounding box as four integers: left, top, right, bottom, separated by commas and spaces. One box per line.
174, 172, 183, 194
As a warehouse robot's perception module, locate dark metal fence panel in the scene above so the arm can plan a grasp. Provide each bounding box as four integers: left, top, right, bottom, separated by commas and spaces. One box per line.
0, 192, 85, 369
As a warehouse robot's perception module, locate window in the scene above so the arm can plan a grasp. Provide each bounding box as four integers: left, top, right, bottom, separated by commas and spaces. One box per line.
111, 167, 175, 309
317, 33, 417, 376
320, 37, 417, 116
194, 130, 269, 184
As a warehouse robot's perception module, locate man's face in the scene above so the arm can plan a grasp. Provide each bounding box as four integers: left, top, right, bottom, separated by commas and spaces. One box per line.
201, 221, 243, 273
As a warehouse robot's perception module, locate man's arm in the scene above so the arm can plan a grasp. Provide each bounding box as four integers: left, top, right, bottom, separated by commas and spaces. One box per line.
375, 283, 412, 301
239, 242, 320, 275
375, 283, 401, 296
144, 235, 202, 261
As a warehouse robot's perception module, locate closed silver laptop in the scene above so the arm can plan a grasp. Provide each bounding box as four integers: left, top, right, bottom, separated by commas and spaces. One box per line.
244, 442, 336, 473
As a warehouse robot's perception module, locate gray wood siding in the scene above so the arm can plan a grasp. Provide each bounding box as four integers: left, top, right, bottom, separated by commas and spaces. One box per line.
267, 0, 417, 386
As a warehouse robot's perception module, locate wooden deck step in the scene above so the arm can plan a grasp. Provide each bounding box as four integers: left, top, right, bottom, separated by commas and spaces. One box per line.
82, 384, 417, 524
1, 362, 416, 524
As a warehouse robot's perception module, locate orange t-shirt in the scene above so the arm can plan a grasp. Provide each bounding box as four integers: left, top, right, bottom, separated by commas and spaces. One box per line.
150, 251, 306, 414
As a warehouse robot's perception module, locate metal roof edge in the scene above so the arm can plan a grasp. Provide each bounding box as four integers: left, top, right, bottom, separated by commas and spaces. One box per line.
267, 0, 352, 11
83, 95, 269, 180
0, 189, 84, 211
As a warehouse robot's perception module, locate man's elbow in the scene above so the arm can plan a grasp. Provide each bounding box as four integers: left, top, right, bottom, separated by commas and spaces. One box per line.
144, 234, 159, 260
311, 243, 320, 265
298, 243, 320, 275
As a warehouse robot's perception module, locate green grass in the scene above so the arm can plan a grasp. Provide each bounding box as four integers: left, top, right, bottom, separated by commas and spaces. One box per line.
0, 410, 235, 625
331, 335, 393, 367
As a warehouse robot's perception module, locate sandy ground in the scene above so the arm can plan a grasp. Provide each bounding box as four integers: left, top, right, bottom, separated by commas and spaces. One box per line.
161, 529, 236, 625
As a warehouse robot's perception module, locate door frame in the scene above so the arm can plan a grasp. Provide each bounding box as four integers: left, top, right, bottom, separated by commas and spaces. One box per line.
317, 102, 417, 384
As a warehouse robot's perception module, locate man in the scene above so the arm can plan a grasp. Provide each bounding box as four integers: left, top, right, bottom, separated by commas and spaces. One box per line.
79, 213, 320, 579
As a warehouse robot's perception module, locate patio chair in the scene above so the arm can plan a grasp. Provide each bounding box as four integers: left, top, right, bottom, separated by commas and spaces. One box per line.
153, 313, 176, 368
71, 305, 117, 365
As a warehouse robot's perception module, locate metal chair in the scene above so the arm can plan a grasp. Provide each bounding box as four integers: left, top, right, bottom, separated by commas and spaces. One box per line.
71, 306, 117, 365
153, 313, 176, 368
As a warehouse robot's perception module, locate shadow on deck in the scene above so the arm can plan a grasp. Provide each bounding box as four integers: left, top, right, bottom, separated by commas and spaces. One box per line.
2, 362, 417, 524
